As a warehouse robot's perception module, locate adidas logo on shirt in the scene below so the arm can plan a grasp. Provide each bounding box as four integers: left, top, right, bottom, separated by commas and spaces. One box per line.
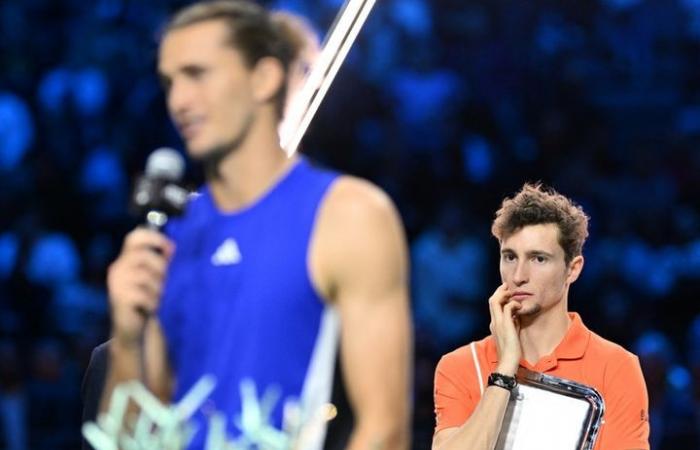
211, 238, 242, 266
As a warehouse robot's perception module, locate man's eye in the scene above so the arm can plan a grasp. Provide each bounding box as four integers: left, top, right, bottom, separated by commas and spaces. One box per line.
183, 67, 206, 80
503, 254, 516, 262
534, 255, 547, 263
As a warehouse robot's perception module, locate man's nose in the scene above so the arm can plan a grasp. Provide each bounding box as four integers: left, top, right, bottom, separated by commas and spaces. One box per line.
168, 79, 193, 116
512, 261, 529, 286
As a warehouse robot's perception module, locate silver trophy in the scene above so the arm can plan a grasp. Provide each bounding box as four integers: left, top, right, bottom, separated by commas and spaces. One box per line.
495, 368, 605, 450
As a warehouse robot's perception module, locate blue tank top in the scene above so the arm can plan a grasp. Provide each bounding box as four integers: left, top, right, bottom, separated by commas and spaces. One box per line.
158, 157, 340, 448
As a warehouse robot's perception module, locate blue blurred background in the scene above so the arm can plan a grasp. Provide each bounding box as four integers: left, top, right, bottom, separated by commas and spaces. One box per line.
1, 0, 699, 448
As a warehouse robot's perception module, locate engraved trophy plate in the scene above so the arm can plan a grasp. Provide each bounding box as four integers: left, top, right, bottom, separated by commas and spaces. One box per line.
495, 369, 605, 450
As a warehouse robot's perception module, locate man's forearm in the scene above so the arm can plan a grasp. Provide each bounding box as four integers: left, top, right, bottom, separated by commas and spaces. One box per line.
98, 339, 144, 413
346, 417, 410, 450
435, 386, 512, 450
99, 320, 172, 413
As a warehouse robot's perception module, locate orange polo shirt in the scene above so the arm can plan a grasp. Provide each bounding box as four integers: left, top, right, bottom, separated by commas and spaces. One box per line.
434, 313, 650, 450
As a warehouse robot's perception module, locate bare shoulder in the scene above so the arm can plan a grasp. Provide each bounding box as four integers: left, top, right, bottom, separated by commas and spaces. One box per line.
314, 175, 403, 247
322, 175, 398, 221
309, 175, 407, 300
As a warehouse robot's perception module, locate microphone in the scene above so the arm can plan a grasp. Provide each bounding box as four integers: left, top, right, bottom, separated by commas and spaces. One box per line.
130, 149, 188, 320
132, 148, 189, 231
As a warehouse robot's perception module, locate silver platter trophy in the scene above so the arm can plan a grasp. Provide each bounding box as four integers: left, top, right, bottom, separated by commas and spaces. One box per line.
495, 368, 605, 450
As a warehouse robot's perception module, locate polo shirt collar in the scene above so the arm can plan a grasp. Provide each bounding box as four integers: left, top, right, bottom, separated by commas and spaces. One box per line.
487, 312, 591, 365
556, 312, 590, 360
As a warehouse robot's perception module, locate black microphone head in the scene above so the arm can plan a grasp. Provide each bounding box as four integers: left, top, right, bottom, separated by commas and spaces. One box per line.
145, 147, 185, 181
132, 148, 189, 221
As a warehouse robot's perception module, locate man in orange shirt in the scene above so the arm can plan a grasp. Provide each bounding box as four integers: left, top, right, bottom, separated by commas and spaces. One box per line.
432, 183, 649, 450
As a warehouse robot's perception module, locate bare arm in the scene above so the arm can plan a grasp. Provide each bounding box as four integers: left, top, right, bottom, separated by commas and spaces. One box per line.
432, 285, 522, 450
100, 229, 175, 412
432, 386, 510, 450
311, 177, 412, 450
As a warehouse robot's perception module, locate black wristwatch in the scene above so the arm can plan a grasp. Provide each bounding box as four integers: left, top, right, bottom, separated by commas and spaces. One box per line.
488, 372, 517, 391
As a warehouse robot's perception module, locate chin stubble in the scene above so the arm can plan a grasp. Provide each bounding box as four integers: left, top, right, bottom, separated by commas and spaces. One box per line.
518, 303, 542, 317
196, 112, 255, 180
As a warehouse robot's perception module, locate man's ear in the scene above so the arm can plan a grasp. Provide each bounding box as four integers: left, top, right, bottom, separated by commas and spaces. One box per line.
566, 255, 584, 284
250, 56, 285, 104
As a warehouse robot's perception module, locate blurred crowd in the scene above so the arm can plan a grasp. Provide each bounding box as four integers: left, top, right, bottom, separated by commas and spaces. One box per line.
1, 0, 699, 448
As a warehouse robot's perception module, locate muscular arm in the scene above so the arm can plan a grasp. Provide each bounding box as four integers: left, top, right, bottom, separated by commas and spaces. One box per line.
311, 177, 412, 450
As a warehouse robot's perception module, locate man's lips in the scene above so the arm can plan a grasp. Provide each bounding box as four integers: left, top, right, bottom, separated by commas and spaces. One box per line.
177, 119, 203, 139
511, 292, 532, 301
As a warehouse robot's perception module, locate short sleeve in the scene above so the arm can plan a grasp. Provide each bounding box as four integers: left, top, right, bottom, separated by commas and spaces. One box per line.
597, 352, 650, 450
433, 350, 479, 432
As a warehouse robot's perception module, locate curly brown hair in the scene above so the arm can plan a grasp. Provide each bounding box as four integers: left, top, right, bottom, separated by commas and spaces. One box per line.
491, 183, 589, 264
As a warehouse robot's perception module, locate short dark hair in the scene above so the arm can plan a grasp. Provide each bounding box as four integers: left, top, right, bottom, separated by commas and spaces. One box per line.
491, 183, 589, 264
163, 0, 297, 117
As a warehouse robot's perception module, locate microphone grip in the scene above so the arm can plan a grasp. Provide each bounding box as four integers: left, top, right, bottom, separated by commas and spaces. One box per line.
135, 210, 169, 319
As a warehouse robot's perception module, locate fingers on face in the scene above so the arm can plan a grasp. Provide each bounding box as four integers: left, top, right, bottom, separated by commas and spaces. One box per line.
503, 301, 522, 320
489, 283, 513, 324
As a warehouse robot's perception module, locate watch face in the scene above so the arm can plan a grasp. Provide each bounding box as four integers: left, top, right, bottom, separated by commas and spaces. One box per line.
489, 373, 517, 390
